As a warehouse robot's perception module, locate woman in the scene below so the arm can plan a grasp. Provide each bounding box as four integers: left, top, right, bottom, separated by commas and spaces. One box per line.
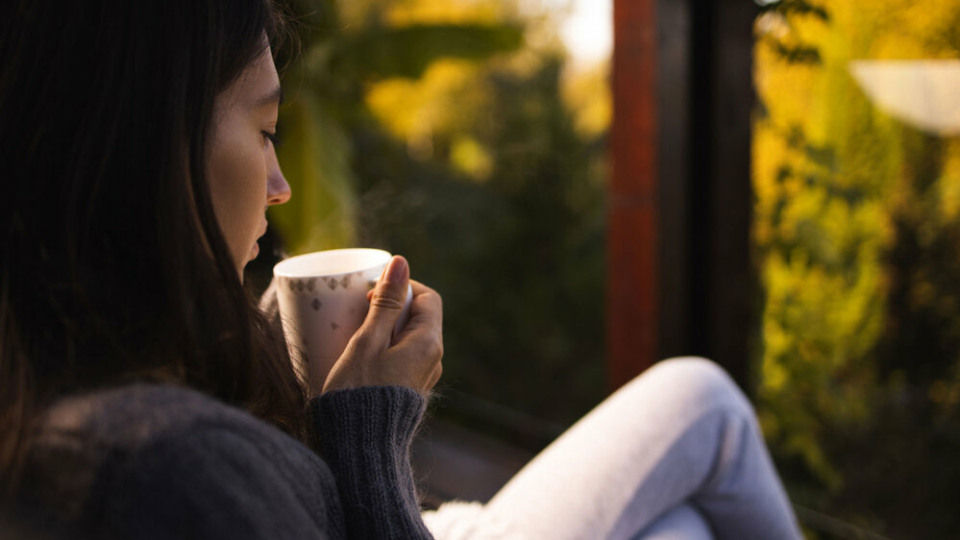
0, 0, 801, 538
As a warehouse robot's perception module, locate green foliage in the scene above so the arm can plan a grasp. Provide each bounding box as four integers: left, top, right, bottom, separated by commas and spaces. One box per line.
757, 0, 829, 65
271, 0, 525, 255
268, 0, 607, 429
755, 1, 960, 536
332, 24, 524, 80
274, 88, 357, 252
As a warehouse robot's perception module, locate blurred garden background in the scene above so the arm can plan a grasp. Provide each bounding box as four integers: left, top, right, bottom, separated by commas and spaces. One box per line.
245, 0, 960, 537
248, 0, 611, 436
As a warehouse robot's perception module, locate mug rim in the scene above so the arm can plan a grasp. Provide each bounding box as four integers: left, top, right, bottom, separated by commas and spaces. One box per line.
273, 248, 392, 279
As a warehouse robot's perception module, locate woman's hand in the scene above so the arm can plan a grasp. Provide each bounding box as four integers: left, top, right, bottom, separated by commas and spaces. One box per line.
321, 256, 443, 397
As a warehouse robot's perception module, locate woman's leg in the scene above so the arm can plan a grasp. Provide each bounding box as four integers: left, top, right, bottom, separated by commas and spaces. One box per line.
631, 504, 713, 540
470, 357, 802, 540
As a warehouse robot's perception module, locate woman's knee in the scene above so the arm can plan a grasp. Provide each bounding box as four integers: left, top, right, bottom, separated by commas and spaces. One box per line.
625, 357, 753, 418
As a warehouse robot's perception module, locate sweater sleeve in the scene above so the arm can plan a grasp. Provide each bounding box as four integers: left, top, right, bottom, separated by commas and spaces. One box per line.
311, 386, 434, 539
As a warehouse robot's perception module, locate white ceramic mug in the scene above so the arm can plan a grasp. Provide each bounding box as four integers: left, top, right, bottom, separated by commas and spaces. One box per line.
273, 248, 413, 391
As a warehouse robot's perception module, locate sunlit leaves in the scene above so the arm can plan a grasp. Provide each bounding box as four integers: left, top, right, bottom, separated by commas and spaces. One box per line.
755, 0, 960, 534
270, 0, 525, 255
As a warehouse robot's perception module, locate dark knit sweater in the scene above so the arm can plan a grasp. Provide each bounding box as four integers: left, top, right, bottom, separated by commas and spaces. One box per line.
15, 383, 435, 539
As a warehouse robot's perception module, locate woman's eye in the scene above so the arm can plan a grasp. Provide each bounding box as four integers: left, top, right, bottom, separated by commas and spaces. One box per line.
262, 131, 281, 148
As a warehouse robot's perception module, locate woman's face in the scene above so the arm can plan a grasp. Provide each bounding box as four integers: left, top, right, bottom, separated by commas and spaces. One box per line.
207, 45, 290, 280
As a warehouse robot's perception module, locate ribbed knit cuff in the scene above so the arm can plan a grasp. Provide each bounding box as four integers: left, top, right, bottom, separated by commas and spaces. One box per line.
312, 385, 425, 454
310, 386, 432, 538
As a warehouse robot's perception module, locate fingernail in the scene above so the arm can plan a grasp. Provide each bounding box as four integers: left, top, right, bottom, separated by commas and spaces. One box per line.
386, 256, 408, 284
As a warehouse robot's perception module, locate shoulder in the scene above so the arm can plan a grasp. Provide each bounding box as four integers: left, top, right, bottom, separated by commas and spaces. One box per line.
27, 384, 342, 538
39, 383, 268, 445
35, 382, 331, 481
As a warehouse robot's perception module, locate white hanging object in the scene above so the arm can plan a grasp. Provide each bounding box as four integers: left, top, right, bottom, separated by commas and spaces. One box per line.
850, 60, 960, 136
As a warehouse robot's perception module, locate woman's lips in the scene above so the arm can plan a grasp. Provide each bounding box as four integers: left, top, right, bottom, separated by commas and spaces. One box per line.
250, 222, 267, 260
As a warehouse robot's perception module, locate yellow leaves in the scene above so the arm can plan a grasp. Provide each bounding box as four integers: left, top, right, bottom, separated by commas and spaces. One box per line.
386, 0, 501, 26
937, 139, 960, 221
752, 0, 960, 490
364, 23, 609, 178
754, 43, 818, 127
824, 0, 958, 60
561, 61, 611, 139
450, 136, 493, 180
364, 78, 419, 138
365, 58, 482, 143
339, 0, 502, 28
762, 317, 792, 391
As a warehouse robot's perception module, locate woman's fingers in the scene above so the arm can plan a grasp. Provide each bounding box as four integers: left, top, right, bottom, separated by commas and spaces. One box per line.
390, 281, 441, 347
323, 262, 444, 396
405, 280, 443, 330
360, 256, 410, 347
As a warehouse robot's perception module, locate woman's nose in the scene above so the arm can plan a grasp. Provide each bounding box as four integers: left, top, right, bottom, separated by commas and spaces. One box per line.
266, 146, 291, 206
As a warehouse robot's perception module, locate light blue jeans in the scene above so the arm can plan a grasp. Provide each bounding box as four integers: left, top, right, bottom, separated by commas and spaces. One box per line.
422, 357, 803, 540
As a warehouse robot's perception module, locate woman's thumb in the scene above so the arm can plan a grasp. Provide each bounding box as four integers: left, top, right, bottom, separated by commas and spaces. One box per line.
363, 256, 410, 342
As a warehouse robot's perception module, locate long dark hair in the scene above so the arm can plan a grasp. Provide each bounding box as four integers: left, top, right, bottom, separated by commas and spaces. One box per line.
0, 0, 304, 493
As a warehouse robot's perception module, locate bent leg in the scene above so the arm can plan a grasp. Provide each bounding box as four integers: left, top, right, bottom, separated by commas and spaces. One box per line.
632, 504, 713, 540
472, 358, 801, 540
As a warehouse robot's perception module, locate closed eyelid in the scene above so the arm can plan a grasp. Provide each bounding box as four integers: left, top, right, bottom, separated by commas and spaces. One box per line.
264, 131, 281, 147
